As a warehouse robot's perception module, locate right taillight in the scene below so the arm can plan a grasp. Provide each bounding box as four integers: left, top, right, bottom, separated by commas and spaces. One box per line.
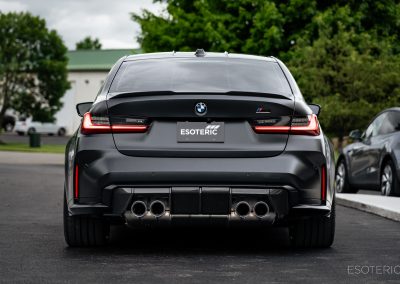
81, 112, 149, 134
253, 114, 320, 136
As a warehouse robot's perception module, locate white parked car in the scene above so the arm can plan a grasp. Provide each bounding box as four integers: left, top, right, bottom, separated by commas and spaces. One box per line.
14, 117, 67, 136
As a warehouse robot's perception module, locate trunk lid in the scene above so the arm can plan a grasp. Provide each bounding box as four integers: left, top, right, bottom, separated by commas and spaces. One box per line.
107, 93, 295, 158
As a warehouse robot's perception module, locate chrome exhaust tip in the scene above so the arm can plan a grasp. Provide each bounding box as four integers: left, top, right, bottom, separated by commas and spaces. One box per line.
253, 201, 270, 218
131, 201, 147, 218
235, 201, 251, 218
149, 200, 166, 218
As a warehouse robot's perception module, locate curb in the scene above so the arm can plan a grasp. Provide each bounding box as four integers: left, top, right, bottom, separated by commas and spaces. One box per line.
336, 195, 400, 222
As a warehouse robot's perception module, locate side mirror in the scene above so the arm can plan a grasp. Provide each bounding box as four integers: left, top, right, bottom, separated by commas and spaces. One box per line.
349, 129, 362, 141
308, 104, 321, 116
76, 102, 93, 117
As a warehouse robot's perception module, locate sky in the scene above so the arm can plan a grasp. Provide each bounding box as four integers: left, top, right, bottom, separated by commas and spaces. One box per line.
0, 0, 165, 50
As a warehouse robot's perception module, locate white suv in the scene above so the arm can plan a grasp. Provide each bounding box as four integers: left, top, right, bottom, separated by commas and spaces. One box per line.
14, 117, 66, 136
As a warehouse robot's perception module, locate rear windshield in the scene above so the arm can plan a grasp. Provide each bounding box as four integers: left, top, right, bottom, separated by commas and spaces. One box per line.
109, 58, 292, 96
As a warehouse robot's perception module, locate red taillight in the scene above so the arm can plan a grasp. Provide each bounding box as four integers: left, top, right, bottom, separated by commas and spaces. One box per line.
82, 113, 110, 134
74, 164, 79, 200
321, 165, 326, 201
112, 124, 149, 132
81, 112, 148, 134
290, 114, 320, 136
253, 114, 320, 136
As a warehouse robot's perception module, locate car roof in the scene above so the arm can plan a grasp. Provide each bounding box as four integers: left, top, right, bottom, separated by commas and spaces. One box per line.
366, 107, 400, 125
384, 107, 400, 112
377, 107, 400, 116
124, 51, 277, 62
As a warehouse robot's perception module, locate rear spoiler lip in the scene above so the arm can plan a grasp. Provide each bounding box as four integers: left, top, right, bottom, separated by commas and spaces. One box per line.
107, 90, 293, 100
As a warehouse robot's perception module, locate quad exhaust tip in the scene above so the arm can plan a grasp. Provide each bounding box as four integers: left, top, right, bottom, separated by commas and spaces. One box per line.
234, 201, 270, 218
149, 200, 166, 218
235, 201, 251, 218
131, 200, 147, 218
253, 201, 270, 218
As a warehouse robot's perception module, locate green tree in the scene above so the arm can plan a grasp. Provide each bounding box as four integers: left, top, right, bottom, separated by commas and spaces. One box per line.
132, 0, 285, 54
133, 0, 400, 56
287, 6, 400, 138
76, 36, 102, 50
0, 12, 70, 126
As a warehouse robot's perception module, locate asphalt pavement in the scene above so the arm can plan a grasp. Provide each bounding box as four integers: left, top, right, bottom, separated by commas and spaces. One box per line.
0, 163, 399, 283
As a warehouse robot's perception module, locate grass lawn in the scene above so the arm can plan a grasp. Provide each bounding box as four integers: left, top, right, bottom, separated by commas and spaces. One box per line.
0, 143, 65, 154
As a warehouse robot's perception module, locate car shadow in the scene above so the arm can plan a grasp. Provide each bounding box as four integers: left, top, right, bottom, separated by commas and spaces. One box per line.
63, 225, 336, 256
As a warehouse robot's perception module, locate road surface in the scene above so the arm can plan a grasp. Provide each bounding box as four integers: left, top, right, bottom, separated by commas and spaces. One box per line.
0, 163, 399, 283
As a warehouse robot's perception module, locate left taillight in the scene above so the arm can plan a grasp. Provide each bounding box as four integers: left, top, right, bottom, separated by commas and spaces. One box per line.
81, 112, 149, 134
253, 114, 320, 136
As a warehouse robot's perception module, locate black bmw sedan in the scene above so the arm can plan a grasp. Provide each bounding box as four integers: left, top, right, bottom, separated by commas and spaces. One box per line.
336, 108, 400, 196
64, 50, 335, 248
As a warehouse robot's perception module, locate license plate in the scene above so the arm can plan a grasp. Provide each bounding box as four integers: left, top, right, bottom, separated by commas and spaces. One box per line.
177, 122, 225, 143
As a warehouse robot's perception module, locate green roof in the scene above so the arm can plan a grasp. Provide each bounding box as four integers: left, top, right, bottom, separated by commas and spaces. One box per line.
67, 49, 142, 71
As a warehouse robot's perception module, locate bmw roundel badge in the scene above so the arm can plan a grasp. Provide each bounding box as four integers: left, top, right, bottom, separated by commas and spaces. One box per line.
195, 102, 207, 116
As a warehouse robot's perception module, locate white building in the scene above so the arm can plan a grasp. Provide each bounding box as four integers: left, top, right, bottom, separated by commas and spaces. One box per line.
55, 49, 139, 135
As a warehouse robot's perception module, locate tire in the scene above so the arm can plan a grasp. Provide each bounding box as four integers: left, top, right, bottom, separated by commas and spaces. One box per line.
27, 127, 36, 135
290, 200, 336, 248
335, 159, 358, 193
380, 160, 399, 196
4, 122, 14, 132
58, 128, 66, 136
63, 194, 109, 247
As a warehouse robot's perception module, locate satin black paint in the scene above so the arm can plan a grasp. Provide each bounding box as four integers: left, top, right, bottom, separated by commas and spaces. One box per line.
64, 52, 335, 229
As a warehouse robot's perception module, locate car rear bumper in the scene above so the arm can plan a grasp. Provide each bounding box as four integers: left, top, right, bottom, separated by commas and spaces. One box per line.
68, 185, 332, 227
65, 138, 334, 226
64, 131, 335, 227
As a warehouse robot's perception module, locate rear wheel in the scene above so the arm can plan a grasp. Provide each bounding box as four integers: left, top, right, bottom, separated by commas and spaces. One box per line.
63, 194, 109, 247
290, 201, 335, 248
335, 159, 357, 193
58, 128, 66, 136
381, 160, 398, 196
4, 122, 14, 132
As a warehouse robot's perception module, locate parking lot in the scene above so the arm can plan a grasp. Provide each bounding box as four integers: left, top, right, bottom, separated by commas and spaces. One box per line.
0, 132, 69, 145
0, 160, 399, 283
